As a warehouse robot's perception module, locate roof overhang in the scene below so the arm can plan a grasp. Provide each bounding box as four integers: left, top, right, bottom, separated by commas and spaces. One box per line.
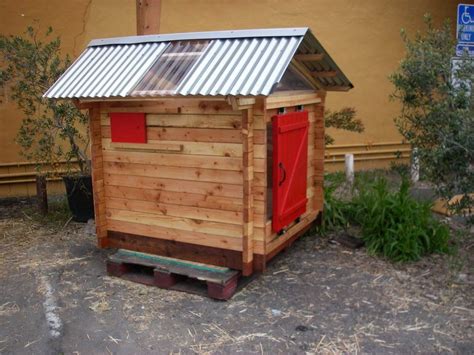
44, 27, 353, 99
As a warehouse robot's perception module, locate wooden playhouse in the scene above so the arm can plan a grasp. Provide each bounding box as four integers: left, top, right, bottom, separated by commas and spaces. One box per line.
45, 28, 353, 278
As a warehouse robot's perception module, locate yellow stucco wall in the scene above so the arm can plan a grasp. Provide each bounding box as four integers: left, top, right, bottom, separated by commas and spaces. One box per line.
0, 0, 136, 196
159, 0, 458, 145
0, 0, 460, 196
0, 0, 136, 163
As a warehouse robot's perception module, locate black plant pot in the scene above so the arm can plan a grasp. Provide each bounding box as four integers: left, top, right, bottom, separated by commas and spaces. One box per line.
63, 175, 94, 222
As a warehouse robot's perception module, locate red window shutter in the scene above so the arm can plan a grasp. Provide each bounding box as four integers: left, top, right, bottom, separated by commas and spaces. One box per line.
272, 111, 309, 232
110, 112, 147, 143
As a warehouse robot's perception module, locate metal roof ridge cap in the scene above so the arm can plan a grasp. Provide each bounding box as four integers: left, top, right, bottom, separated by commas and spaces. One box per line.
88, 27, 309, 47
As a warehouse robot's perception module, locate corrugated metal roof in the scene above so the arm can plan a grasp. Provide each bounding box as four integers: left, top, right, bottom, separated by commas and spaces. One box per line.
44, 42, 168, 98
44, 28, 353, 99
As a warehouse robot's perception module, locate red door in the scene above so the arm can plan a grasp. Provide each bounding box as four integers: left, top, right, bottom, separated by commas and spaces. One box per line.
272, 111, 309, 232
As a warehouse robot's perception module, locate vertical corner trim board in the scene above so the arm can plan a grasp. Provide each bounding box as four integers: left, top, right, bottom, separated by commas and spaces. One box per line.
242, 107, 254, 276
90, 104, 108, 247
313, 97, 325, 213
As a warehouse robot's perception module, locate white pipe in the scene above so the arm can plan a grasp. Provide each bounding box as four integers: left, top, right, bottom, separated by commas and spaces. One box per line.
411, 148, 420, 183
345, 153, 354, 184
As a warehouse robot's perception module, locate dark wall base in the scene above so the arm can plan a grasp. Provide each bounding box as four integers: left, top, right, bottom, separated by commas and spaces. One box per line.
107, 231, 243, 271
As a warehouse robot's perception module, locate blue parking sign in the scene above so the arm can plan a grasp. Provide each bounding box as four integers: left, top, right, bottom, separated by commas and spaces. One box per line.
458, 4, 474, 43
456, 43, 474, 57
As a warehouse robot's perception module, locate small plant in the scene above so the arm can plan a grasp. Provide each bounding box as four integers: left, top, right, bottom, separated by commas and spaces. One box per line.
349, 177, 450, 262
0, 25, 90, 176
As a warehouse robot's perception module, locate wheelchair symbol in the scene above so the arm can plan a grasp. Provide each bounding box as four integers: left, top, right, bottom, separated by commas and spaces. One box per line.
461, 5, 474, 25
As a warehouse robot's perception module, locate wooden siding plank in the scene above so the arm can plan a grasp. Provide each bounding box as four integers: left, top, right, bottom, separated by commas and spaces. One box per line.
98, 100, 239, 115
107, 219, 242, 251
107, 208, 242, 238
102, 150, 242, 171
104, 173, 242, 198
265, 93, 322, 110
102, 125, 242, 143
104, 185, 264, 214
102, 113, 267, 129
102, 138, 243, 158
103, 161, 243, 185
106, 197, 242, 225
101, 114, 241, 129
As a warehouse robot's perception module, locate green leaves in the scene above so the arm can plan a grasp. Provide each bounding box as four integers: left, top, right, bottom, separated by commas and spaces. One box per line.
319, 174, 450, 262
324, 107, 364, 145
0, 25, 89, 176
390, 14, 474, 217
349, 177, 450, 262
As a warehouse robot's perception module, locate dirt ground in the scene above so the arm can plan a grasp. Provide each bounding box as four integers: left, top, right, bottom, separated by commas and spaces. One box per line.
0, 198, 473, 354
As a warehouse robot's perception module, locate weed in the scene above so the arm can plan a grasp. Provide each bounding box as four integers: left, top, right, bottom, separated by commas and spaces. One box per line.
349, 178, 450, 262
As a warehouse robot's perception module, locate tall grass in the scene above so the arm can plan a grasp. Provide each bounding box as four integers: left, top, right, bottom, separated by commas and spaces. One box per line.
348, 178, 450, 262
318, 173, 450, 262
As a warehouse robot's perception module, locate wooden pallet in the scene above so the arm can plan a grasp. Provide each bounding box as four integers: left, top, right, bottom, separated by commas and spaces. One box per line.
106, 249, 242, 300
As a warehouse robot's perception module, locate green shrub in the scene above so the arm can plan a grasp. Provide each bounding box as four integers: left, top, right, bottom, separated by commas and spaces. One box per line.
390, 15, 474, 216
349, 178, 450, 262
